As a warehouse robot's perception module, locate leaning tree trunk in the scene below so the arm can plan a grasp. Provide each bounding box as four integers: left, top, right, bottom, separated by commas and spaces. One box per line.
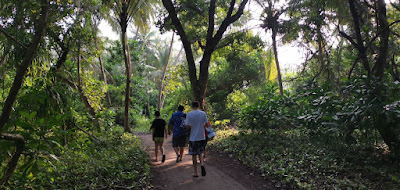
272, 29, 284, 96
95, 35, 112, 106
0, 0, 49, 184
160, 46, 184, 108
158, 33, 174, 111
76, 47, 101, 131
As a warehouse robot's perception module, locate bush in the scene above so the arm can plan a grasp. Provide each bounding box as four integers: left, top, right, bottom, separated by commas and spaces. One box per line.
210, 129, 400, 189
3, 128, 151, 189
239, 78, 400, 150
238, 84, 298, 131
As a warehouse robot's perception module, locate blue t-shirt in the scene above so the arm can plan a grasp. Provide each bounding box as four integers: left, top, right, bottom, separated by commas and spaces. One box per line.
169, 111, 185, 137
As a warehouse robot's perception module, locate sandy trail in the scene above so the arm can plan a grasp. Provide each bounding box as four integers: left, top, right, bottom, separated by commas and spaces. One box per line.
139, 134, 286, 190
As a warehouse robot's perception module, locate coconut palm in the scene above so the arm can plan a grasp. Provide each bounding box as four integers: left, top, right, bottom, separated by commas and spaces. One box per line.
104, 0, 159, 133
135, 31, 183, 111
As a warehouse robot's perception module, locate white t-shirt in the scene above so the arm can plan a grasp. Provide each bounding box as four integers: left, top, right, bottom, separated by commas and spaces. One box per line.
184, 110, 208, 141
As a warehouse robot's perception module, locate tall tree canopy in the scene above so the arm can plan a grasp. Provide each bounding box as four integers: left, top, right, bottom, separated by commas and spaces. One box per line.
159, 0, 250, 108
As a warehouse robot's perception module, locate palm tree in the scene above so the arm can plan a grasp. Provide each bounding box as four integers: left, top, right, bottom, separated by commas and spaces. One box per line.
135, 31, 183, 112
257, 0, 285, 96
104, 0, 158, 133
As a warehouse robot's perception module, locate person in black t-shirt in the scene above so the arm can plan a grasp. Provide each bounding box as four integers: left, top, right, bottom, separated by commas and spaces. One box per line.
150, 111, 167, 163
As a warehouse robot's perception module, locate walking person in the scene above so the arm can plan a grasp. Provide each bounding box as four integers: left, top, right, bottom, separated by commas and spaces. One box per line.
150, 111, 167, 163
168, 105, 186, 162
184, 101, 208, 177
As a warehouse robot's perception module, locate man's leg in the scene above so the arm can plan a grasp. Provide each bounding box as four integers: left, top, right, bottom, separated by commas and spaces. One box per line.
160, 142, 166, 163
192, 155, 198, 176
160, 142, 164, 155
172, 137, 179, 156
200, 140, 207, 176
154, 143, 159, 161
199, 153, 206, 176
199, 153, 204, 166
179, 147, 184, 160
173, 147, 179, 155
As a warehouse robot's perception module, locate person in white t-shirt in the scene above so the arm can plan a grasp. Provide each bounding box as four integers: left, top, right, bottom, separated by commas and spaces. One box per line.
184, 101, 208, 177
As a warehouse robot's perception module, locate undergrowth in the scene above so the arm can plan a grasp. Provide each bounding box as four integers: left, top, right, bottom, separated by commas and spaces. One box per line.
3, 128, 151, 189
210, 129, 400, 189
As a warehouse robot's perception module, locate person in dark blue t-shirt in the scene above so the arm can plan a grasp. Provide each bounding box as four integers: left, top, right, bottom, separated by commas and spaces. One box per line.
168, 105, 186, 162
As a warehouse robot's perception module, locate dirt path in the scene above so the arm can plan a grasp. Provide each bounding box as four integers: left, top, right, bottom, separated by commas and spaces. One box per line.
139, 134, 289, 190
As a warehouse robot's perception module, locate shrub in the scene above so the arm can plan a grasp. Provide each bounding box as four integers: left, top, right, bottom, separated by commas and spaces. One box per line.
3, 128, 151, 189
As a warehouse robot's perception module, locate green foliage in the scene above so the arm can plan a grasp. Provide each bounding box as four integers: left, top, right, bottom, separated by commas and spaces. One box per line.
3, 128, 151, 189
211, 129, 400, 189
208, 31, 267, 120
238, 84, 297, 130
238, 78, 400, 148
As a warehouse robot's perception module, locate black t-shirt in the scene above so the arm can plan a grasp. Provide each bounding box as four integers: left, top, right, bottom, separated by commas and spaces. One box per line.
151, 118, 166, 137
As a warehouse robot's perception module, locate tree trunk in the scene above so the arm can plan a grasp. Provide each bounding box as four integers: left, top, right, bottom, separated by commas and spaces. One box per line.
272, 29, 284, 96
122, 28, 132, 133
316, 18, 331, 81
160, 46, 184, 108
374, 0, 390, 79
0, 0, 49, 184
348, 0, 371, 77
76, 47, 100, 131
158, 33, 174, 111
95, 36, 112, 106
373, 0, 400, 154
197, 48, 214, 109
161, 0, 249, 110
390, 55, 399, 81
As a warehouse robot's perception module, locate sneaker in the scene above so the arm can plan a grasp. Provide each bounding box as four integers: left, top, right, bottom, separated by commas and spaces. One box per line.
162, 155, 166, 163
201, 166, 206, 176
176, 155, 180, 163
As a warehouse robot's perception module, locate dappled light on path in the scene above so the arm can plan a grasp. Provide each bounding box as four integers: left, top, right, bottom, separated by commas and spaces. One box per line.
139, 134, 248, 190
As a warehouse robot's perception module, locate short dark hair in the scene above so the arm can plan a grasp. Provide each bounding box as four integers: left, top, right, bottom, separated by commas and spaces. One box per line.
178, 105, 184, 111
191, 101, 200, 108
155, 111, 160, 117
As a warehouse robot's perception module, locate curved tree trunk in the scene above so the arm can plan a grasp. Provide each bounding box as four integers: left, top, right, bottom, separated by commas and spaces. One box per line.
95, 35, 112, 106
158, 33, 174, 111
76, 47, 100, 131
272, 29, 284, 96
0, 0, 49, 184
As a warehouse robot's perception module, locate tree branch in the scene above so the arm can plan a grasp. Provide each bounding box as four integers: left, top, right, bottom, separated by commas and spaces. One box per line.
348, 0, 371, 76
197, 40, 206, 49
0, 133, 25, 185
338, 30, 358, 47
391, 30, 400, 38
227, 0, 236, 18
0, 26, 28, 49
212, 0, 249, 49
348, 56, 360, 79
365, 19, 400, 50
390, 0, 400, 12
206, 0, 216, 42
0, 0, 49, 133
162, 0, 198, 87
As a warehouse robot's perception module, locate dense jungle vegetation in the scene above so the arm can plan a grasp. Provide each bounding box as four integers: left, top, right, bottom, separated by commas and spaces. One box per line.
1, 0, 400, 189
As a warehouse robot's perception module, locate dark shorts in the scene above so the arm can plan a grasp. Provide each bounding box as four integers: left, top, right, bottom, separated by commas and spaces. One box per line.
189, 140, 207, 155
172, 136, 186, 147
